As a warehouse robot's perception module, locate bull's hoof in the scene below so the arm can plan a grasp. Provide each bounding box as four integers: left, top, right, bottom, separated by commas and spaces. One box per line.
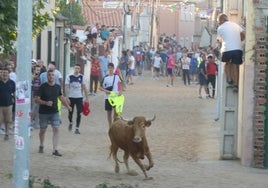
144, 164, 152, 171
127, 170, 138, 176
143, 177, 153, 180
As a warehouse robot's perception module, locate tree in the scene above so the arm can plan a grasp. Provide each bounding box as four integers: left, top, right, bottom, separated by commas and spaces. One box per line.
0, 0, 53, 56
0, 0, 17, 56
57, 1, 85, 26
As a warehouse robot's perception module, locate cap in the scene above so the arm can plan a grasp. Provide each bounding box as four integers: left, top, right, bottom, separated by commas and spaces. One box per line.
207, 54, 213, 58
32, 59, 37, 63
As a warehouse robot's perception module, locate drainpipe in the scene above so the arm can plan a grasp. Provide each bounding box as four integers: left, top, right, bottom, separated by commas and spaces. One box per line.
150, 0, 155, 47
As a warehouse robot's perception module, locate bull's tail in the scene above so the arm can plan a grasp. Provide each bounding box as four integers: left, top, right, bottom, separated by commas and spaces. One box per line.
108, 145, 113, 159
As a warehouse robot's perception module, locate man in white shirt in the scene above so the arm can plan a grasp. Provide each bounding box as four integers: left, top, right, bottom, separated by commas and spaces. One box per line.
217, 13, 245, 92
152, 52, 162, 79
126, 50, 135, 85
99, 63, 122, 128
65, 64, 88, 134
91, 23, 99, 47
181, 52, 191, 86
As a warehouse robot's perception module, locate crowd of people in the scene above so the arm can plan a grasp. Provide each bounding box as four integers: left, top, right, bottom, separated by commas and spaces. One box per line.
70, 23, 117, 62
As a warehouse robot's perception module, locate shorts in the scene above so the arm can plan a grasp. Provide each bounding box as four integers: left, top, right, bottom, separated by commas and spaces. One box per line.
136, 61, 141, 66
39, 112, 61, 129
0, 105, 13, 124
105, 99, 114, 111
222, 50, 243, 64
128, 69, 135, 76
87, 33, 93, 41
92, 33, 97, 39
199, 75, 207, 86
154, 67, 160, 72
167, 68, 174, 76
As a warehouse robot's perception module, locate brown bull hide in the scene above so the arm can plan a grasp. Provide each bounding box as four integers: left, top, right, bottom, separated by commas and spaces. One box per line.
108, 115, 155, 180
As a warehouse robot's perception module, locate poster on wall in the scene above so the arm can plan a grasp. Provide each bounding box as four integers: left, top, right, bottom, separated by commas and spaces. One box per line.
16, 81, 30, 105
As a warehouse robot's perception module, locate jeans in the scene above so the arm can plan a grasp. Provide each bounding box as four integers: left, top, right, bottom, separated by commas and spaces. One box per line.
68, 97, 83, 128
182, 69, 190, 85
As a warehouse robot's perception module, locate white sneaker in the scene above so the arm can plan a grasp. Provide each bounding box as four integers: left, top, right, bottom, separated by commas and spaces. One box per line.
0, 128, 5, 135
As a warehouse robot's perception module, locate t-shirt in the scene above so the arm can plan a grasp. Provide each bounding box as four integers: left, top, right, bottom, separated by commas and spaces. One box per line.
190, 58, 198, 70
40, 69, 62, 85
135, 50, 142, 62
128, 56, 135, 70
199, 61, 206, 76
91, 26, 98, 34
119, 56, 129, 71
206, 61, 218, 75
160, 52, 168, 63
0, 79, 15, 106
9, 72, 16, 82
100, 29, 110, 40
91, 60, 100, 76
167, 56, 175, 69
38, 83, 62, 114
181, 57, 191, 70
32, 75, 41, 97
65, 74, 85, 98
101, 74, 121, 99
217, 21, 244, 52
176, 52, 182, 62
153, 56, 162, 68
99, 55, 109, 76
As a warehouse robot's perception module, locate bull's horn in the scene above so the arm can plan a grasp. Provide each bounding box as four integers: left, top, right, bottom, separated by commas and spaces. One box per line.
147, 114, 156, 122
120, 116, 130, 121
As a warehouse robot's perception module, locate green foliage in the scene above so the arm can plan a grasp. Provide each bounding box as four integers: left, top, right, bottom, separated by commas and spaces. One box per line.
4, 172, 13, 179
32, 1, 53, 39
57, 1, 85, 26
0, 0, 53, 56
29, 176, 61, 188
0, 0, 17, 55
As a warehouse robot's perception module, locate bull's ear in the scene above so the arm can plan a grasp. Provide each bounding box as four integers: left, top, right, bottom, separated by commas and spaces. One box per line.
145, 121, 152, 127
128, 117, 136, 125
127, 120, 134, 125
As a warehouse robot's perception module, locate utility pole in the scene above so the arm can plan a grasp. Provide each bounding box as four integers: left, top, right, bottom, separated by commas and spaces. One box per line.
13, 0, 32, 187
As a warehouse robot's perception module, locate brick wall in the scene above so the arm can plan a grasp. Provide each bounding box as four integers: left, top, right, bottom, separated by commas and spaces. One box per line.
253, 16, 267, 168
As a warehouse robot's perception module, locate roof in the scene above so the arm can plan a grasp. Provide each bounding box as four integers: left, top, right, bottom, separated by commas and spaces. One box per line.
82, 4, 123, 28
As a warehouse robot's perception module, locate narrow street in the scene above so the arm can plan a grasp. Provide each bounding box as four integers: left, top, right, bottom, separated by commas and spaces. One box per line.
1, 70, 268, 188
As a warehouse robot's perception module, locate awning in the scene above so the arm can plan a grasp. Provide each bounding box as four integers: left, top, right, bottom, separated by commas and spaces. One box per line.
82, 5, 123, 28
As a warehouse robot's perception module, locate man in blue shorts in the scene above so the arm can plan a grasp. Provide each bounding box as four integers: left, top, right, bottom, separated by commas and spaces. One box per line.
217, 13, 245, 92
36, 69, 72, 156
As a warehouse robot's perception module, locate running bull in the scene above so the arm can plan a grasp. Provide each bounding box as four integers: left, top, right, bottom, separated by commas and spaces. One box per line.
108, 115, 156, 180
